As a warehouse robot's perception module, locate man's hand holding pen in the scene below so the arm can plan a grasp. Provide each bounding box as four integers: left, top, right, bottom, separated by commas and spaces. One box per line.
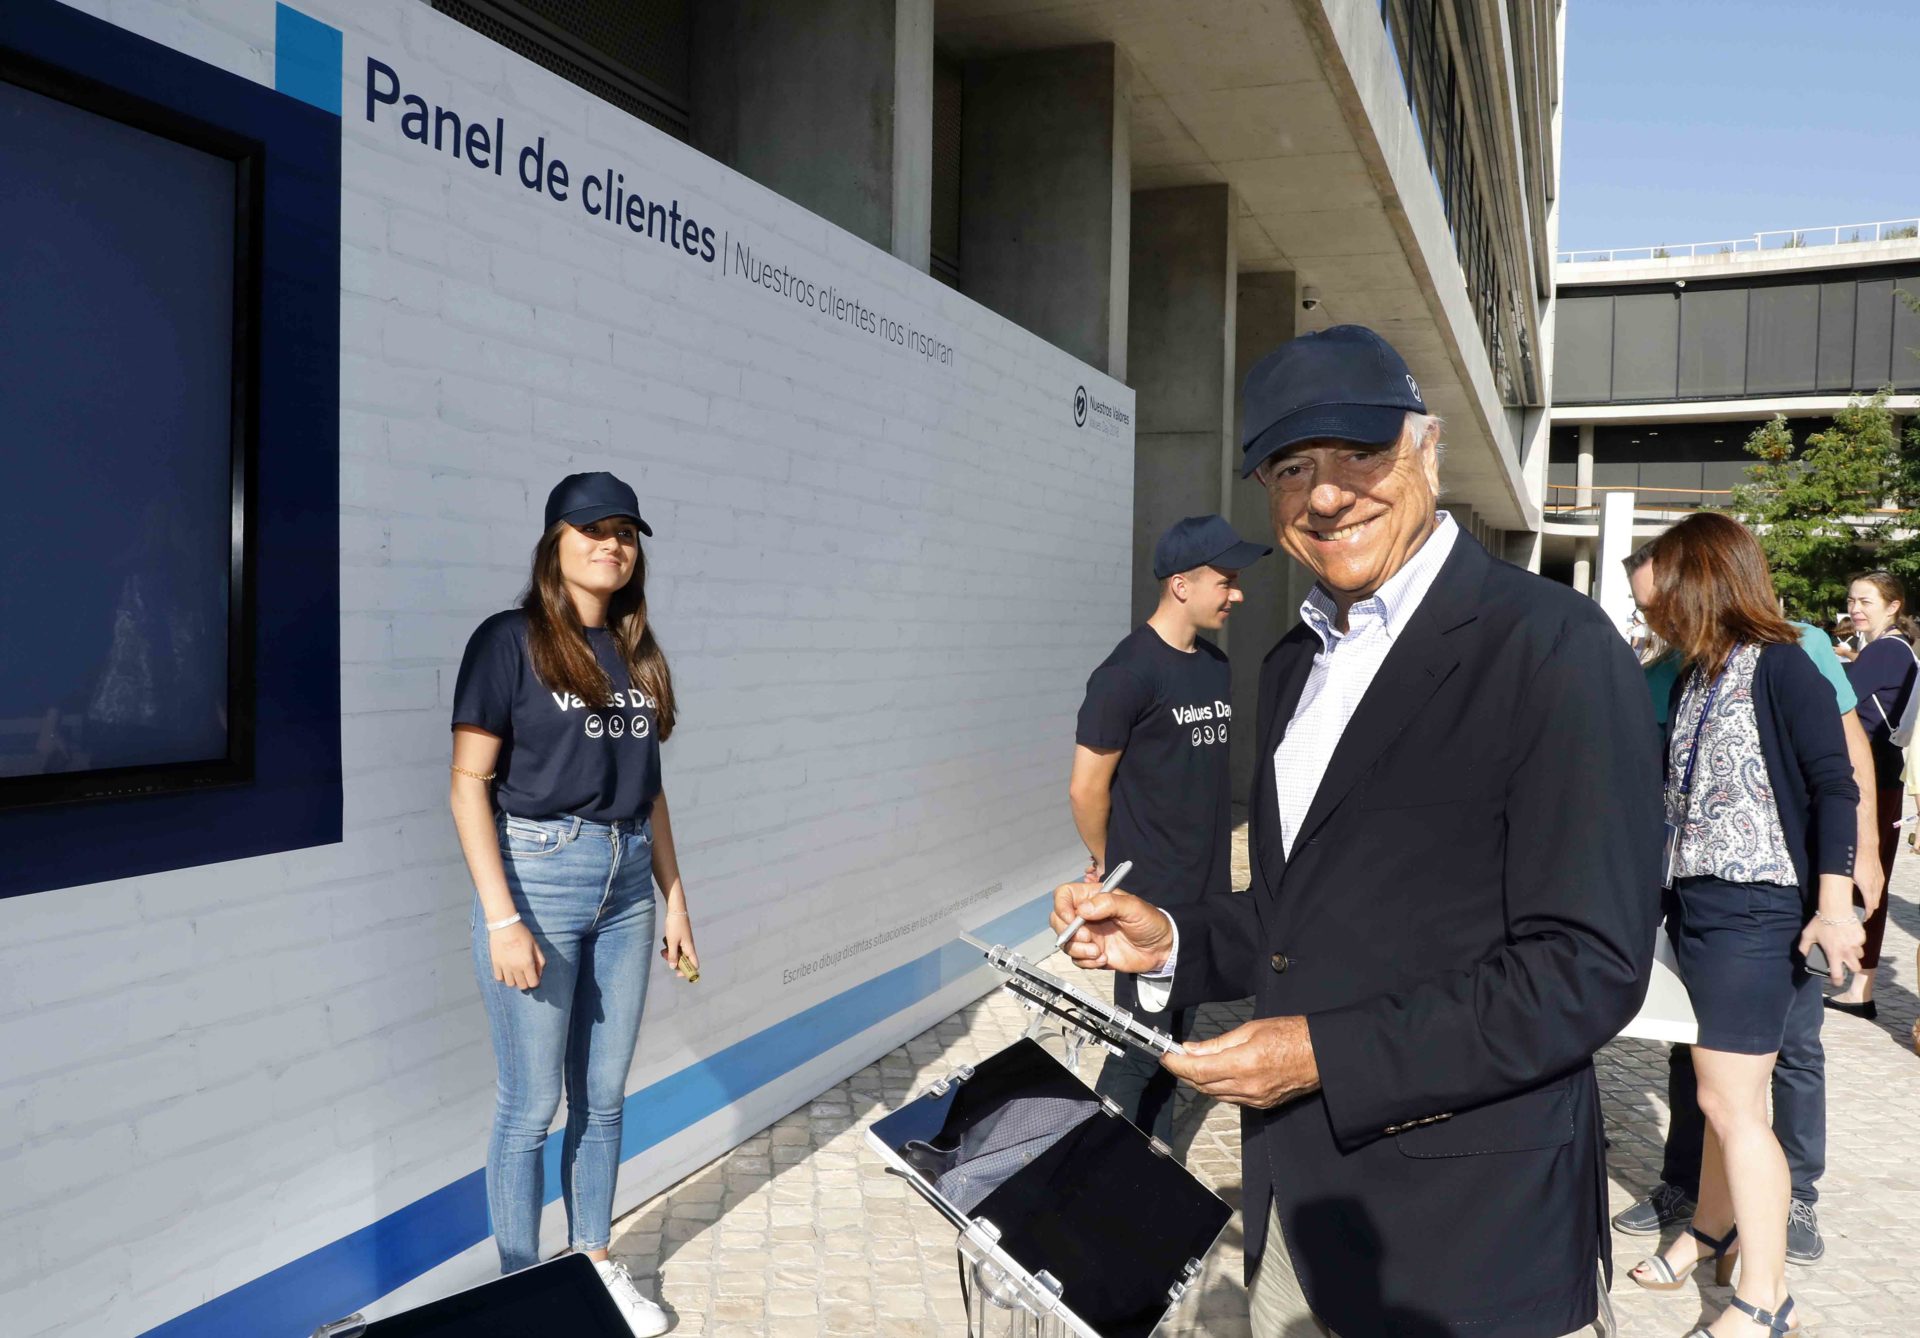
1049, 879, 1173, 974
1048, 879, 1319, 1111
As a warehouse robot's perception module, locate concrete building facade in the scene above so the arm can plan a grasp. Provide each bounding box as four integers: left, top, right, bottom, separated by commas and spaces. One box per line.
1548, 232, 1920, 590
0, 1, 1562, 1333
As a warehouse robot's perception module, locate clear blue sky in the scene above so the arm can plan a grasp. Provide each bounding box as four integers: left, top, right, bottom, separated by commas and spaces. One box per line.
1559, 0, 1916, 252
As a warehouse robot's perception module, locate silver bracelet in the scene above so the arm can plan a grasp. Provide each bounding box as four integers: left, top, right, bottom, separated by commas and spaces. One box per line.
486, 912, 523, 932
1813, 911, 1852, 929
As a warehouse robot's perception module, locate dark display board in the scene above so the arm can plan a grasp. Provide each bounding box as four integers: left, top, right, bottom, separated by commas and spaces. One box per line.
0, 0, 341, 896
0, 75, 250, 800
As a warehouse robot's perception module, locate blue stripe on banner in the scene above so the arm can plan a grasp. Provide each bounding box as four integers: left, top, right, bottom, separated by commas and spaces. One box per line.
273, 4, 341, 115
139, 893, 1054, 1337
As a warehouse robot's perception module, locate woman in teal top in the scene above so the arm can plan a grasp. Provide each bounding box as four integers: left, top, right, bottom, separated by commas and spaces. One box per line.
1645, 623, 1856, 726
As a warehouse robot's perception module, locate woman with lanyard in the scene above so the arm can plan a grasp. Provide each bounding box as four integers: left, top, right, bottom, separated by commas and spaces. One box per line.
449, 472, 697, 1336
1831, 569, 1917, 1019
1628, 514, 1863, 1338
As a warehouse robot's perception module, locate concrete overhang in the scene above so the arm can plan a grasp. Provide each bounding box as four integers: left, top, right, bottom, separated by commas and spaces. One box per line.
936, 0, 1539, 531
1553, 395, 1920, 426
1558, 237, 1920, 289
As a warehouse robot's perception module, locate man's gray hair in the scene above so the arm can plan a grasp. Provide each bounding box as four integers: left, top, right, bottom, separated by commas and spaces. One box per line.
1407, 412, 1445, 492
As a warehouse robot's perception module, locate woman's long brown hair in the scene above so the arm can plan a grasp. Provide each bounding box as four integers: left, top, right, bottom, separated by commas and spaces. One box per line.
1644, 512, 1797, 674
521, 521, 677, 739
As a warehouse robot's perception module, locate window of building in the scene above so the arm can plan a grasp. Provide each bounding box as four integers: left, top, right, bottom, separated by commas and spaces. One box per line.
432, 0, 691, 141
1554, 296, 1613, 403
1558, 268, 1920, 404
1610, 293, 1680, 401
929, 51, 962, 289
1745, 284, 1821, 395
1677, 288, 1747, 399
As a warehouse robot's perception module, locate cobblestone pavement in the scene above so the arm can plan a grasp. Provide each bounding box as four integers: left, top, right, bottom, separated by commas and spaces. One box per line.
611, 823, 1920, 1335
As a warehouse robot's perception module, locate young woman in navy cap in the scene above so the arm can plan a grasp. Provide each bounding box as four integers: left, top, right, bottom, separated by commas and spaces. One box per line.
448, 471, 696, 1334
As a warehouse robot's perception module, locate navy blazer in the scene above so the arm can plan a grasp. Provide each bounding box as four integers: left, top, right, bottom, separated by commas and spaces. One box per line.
1164, 533, 1663, 1338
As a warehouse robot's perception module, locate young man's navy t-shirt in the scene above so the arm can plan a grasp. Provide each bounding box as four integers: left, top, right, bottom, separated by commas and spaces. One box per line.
1075, 625, 1233, 909
452, 610, 661, 822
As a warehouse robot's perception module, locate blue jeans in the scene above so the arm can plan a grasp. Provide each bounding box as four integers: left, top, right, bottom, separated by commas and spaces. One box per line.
472, 813, 656, 1273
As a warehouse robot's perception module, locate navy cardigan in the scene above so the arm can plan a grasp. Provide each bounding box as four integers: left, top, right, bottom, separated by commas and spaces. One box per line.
1664, 640, 1859, 902
1844, 632, 1917, 786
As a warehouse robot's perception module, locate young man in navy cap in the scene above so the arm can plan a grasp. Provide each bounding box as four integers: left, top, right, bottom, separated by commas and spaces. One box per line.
1053, 326, 1662, 1337
1069, 514, 1270, 1146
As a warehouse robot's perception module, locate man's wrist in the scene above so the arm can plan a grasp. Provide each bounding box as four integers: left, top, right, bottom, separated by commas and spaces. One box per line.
1288, 1015, 1321, 1094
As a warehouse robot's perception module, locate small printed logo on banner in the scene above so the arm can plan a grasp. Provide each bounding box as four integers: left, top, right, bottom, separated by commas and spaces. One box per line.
1074, 385, 1130, 438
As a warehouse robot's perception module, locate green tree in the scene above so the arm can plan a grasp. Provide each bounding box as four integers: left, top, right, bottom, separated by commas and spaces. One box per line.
1733, 390, 1899, 620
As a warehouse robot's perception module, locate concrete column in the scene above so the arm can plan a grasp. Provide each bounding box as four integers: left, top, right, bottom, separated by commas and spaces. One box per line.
692, 0, 933, 266
1575, 423, 1595, 508
1229, 271, 1302, 805
1571, 422, 1597, 593
890, 0, 933, 270
1127, 185, 1237, 628
1441, 502, 1479, 543
960, 44, 1131, 376
1513, 405, 1550, 572
1594, 492, 1638, 632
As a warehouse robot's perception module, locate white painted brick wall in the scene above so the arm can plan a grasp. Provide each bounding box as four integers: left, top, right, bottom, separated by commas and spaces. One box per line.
2, 3, 1134, 1334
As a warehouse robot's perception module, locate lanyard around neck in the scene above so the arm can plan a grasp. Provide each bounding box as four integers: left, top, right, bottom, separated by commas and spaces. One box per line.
1676, 646, 1739, 798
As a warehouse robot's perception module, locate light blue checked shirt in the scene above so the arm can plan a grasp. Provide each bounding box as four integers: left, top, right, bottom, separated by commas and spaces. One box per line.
1137, 513, 1459, 1010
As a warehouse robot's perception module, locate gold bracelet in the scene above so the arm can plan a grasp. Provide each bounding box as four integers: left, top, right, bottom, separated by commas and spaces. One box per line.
451, 764, 496, 781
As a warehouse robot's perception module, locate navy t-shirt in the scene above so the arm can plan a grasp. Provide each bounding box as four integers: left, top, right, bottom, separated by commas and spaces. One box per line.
1074, 625, 1233, 909
452, 610, 662, 823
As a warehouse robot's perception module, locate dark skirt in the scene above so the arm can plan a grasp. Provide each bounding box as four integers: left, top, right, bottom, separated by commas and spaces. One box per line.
1668, 875, 1805, 1054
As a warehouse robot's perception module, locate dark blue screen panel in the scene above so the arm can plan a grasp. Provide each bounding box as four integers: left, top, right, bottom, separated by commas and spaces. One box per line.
0, 79, 236, 779
0, 0, 341, 897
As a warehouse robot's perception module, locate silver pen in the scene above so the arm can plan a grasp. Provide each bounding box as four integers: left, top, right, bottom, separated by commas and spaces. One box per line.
1054, 859, 1133, 952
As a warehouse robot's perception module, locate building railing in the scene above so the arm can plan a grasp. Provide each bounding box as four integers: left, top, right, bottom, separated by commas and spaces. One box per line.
1557, 216, 1920, 265
1545, 483, 1907, 525
1543, 483, 1734, 519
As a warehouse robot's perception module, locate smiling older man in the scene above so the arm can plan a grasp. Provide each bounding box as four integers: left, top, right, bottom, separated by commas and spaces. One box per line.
1054, 326, 1664, 1338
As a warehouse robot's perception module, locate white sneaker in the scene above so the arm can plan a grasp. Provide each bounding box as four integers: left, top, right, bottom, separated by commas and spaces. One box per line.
592, 1258, 670, 1337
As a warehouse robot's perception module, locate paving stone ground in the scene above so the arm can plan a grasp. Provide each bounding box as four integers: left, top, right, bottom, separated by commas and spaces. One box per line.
611, 820, 1920, 1336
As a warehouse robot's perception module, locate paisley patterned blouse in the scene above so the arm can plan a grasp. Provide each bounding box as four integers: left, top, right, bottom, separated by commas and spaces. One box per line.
1664, 643, 1798, 886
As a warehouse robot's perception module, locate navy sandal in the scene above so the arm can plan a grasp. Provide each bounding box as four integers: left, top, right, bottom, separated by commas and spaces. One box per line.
1687, 1293, 1796, 1335
1631, 1224, 1738, 1293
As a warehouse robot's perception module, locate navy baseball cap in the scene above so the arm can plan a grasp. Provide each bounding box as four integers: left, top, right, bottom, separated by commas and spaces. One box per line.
1239, 324, 1426, 478
544, 471, 652, 535
1152, 514, 1272, 580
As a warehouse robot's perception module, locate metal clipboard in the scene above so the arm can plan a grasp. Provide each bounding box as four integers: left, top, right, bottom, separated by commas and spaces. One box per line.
864, 933, 1231, 1337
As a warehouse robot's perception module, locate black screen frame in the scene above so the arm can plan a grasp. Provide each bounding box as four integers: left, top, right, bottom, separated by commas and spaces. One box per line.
0, 48, 261, 810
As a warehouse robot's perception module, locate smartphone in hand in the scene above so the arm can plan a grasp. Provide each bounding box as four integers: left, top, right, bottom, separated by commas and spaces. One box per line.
1803, 906, 1866, 981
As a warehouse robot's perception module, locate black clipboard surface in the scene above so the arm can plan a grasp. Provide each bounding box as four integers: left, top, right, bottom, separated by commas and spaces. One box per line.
350, 1254, 633, 1337
870, 1037, 1231, 1338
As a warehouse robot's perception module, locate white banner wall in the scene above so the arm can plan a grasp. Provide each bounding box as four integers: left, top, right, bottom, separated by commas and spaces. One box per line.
0, 3, 1134, 1334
